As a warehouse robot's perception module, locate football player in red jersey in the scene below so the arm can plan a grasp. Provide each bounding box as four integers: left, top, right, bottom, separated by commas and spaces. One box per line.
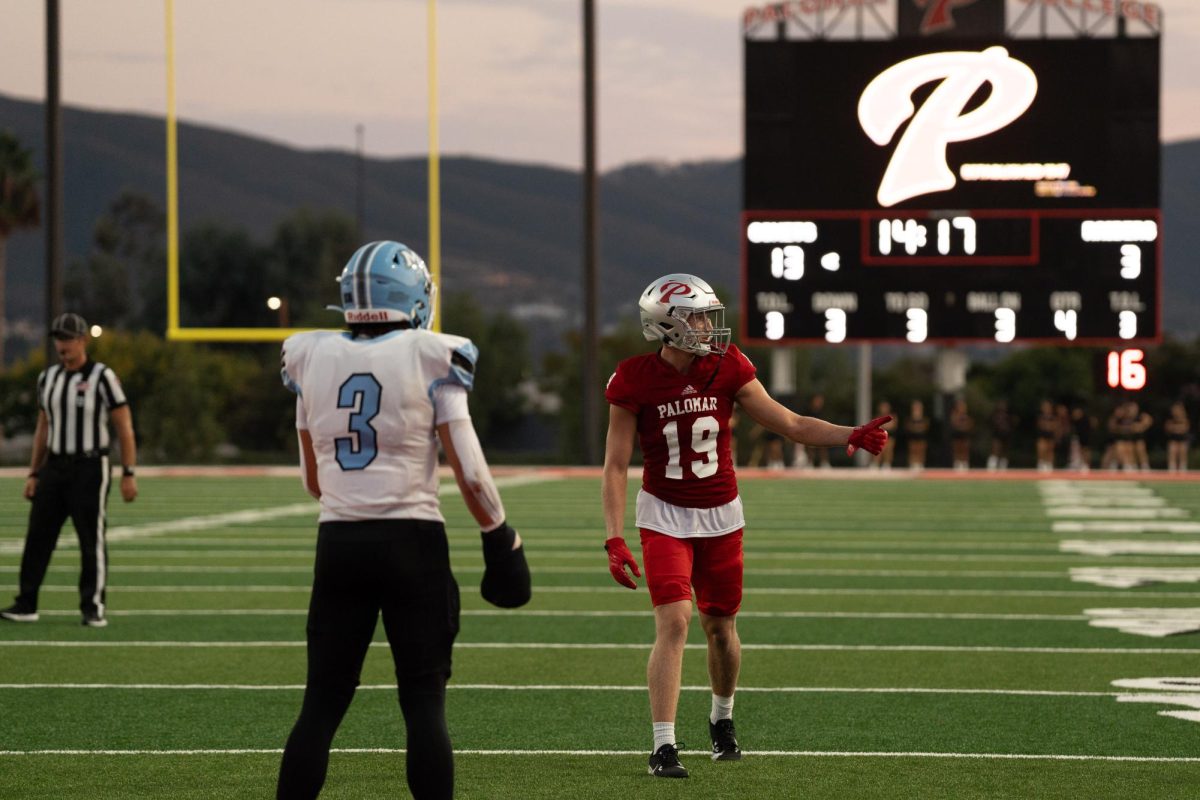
602, 274, 889, 778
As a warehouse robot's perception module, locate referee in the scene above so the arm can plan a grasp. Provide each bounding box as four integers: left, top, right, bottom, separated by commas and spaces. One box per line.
0, 313, 137, 628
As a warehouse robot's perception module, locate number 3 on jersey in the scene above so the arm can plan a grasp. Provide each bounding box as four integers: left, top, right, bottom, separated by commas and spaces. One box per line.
336, 373, 382, 470
662, 415, 719, 479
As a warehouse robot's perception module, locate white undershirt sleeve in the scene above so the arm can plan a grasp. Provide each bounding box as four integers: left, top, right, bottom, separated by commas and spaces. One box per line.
433, 383, 471, 425
446, 418, 505, 529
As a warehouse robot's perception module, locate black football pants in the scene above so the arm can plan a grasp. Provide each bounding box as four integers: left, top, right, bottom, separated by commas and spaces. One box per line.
17, 455, 110, 617
277, 520, 461, 800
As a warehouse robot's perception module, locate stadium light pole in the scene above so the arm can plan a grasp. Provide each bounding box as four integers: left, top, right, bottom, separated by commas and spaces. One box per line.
581, 0, 600, 465
44, 0, 64, 365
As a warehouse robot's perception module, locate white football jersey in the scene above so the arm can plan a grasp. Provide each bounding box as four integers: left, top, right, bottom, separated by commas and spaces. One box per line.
281, 328, 477, 523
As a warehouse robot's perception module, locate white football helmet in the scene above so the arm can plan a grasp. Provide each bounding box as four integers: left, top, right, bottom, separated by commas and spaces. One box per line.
638, 273, 730, 356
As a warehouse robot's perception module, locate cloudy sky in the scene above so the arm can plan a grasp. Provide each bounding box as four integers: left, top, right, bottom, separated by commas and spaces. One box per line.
1, 0, 1196, 170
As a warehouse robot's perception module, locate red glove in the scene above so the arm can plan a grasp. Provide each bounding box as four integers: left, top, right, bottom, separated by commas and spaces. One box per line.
847, 415, 892, 456
605, 537, 641, 590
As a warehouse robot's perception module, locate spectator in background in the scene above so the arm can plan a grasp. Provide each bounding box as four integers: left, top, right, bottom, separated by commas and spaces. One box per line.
1069, 405, 1096, 472
804, 394, 832, 469
1165, 402, 1191, 472
904, 399, 930, 470
1054, 403, 1072, 468
869, 401, 898, 470
1101, 402, 1129, 471
987, 400, 1015, 471
751, 424, 786, 470
1129, 401, 1153, 471
1035, 399, 1058, 472
949, 398, 973, 471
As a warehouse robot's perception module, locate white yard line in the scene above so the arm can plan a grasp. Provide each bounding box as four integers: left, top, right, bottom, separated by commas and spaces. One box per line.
1053, 521, 1200, 534
0, 566, 1075, 577
0, 475, 556, 555
0, 641, 1196, 654
1061, 540, 1200, 557
0, 683, 1117, 697
31, 584, 1200, 599
0, 748, 1196, 763
26, 608, 1090, 621
9, 550, 1115, 563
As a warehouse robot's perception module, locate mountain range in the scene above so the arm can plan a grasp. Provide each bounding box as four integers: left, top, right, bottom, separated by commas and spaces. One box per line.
1, 93, 1197, 344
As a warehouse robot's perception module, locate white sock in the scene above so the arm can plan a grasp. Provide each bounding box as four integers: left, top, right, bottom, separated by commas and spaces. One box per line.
653, 722, 676, 751
710, 693, 735, 724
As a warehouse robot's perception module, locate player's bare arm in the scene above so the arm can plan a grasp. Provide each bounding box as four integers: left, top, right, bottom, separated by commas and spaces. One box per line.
602, 403, 641, 589
23, 411, 49, 501
111, 404, 138, 502
735, 379, 853, 446
602, 404, 637, 541
736, 379, 892, 455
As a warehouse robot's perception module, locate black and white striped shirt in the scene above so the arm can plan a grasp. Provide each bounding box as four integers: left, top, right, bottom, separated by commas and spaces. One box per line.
37, 361, 128, 455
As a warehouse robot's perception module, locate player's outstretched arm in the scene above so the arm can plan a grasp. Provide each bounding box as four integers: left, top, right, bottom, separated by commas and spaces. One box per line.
602, 404, 641, 590
437, 418, 531, 608
736, 379, 891, 455
736, 378, 852, 447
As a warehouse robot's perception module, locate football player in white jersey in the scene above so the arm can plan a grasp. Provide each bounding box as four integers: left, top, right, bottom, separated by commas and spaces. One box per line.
276, 241, 530, 800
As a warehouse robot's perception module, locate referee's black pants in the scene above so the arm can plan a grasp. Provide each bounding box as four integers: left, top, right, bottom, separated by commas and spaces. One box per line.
278, 520, 461, 800
17, 455, 110, 617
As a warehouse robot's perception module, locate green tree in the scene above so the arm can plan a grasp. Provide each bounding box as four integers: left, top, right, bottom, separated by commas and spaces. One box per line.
266, 210, 359, 327
65, 190, 166, 333
0, 131, 41, 367
542, 316, 647, 464
442, 291, 533, 447
179, 224, 269, 328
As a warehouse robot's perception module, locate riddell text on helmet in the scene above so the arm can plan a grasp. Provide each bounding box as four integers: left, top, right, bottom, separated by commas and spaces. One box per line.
346, 309, 402, 323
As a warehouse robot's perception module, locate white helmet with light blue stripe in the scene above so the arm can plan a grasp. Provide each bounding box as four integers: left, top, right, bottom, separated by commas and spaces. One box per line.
332, 240, 436, 329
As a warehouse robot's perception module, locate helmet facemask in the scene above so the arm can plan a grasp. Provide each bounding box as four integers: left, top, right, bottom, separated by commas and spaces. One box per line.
669, 305, 730, 356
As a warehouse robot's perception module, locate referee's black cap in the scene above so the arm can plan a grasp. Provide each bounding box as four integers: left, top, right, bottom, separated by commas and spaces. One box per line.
50, 312, 89, 339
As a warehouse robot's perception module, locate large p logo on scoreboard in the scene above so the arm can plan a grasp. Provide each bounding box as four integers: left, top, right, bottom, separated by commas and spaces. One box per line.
858, 46, 1038, 207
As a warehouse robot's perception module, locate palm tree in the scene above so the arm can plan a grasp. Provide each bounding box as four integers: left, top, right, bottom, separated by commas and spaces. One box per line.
0, 131, 41, 367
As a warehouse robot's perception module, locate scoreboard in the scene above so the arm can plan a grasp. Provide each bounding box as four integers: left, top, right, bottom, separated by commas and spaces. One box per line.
742, 36, 1161, 345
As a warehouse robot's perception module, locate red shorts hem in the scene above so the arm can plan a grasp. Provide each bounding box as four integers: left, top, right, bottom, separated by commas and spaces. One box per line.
638, 528, 744, 617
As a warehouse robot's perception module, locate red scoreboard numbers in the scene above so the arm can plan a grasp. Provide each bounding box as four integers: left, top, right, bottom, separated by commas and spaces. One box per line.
1107, 349, 1147, 391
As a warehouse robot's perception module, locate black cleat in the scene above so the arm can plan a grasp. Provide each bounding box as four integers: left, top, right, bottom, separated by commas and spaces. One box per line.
81, 612, 108, 628
0, 604, 38, 623
709, 719, 742, 761
648, 742, 688, 778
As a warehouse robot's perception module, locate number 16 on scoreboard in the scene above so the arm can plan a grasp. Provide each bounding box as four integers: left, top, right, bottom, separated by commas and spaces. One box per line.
1107, 349, 1147, 391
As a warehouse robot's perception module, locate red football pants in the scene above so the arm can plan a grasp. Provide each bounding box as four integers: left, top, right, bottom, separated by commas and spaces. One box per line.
638, 528, 744, 617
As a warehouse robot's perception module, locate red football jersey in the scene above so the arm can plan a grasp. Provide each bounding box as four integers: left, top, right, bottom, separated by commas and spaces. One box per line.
606, 344, 757, 509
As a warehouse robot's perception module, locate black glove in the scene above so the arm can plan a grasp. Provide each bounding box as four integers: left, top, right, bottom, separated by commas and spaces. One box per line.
480, 521, 531, 608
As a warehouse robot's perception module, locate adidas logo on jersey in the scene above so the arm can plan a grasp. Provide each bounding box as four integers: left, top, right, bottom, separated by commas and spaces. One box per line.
681, 385, 697, 396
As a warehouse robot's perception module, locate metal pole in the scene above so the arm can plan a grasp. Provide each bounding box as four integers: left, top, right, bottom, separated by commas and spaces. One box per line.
855, 343, 872, 466
45, 0, 63, 364
581, 0, 600, 465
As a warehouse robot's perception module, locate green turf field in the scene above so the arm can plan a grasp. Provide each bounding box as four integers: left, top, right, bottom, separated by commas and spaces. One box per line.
1, 473, 1199, 798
